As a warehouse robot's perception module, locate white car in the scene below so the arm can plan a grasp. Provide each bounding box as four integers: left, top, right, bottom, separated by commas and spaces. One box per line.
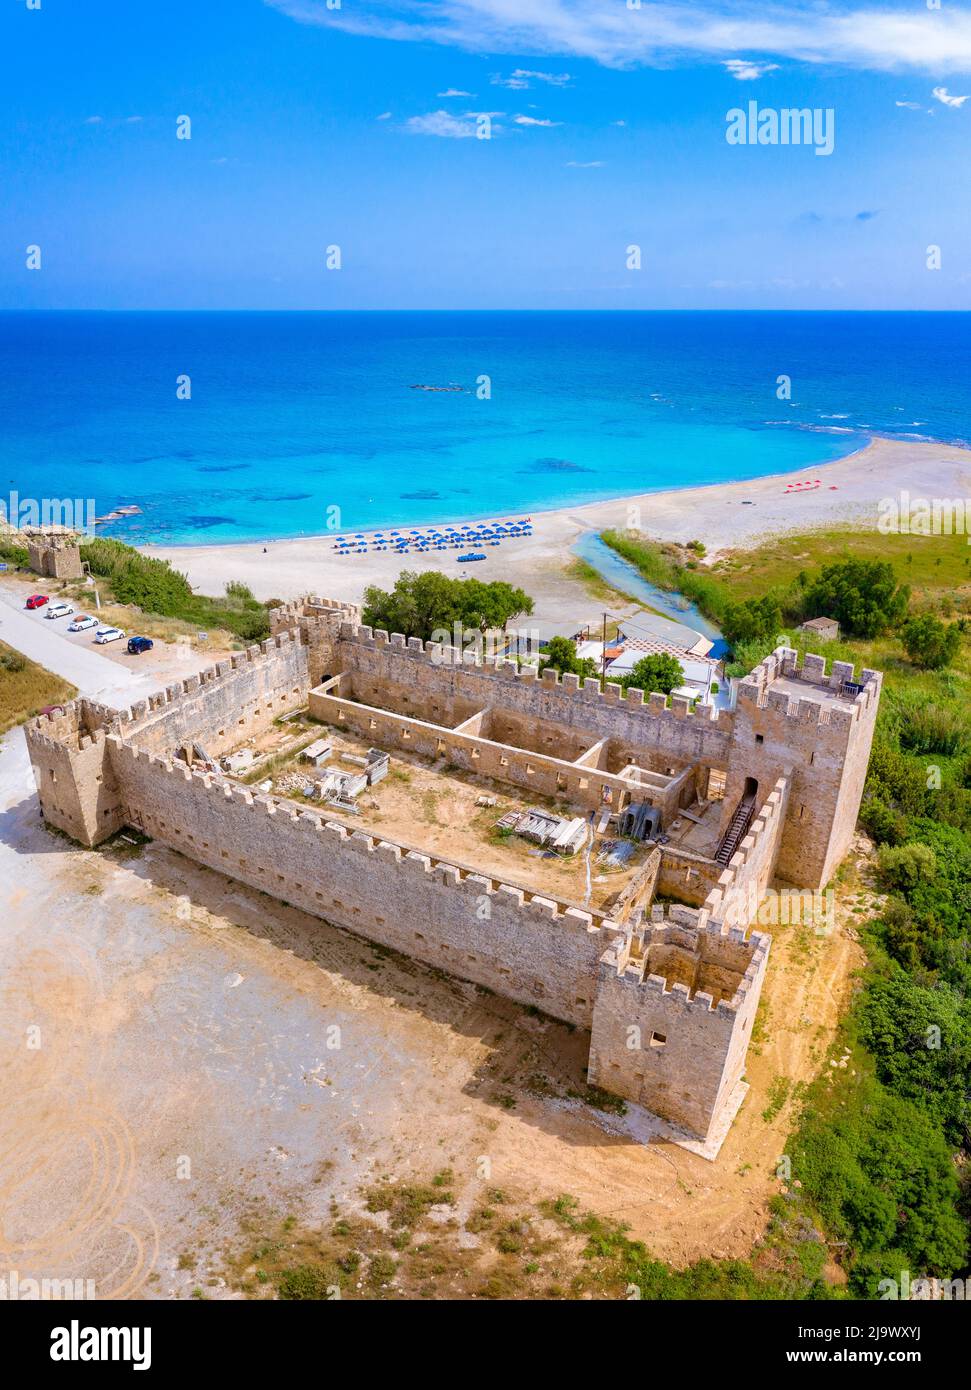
94, 627, 125, 645
68, 614, 98, 632
45, 602, 75, 620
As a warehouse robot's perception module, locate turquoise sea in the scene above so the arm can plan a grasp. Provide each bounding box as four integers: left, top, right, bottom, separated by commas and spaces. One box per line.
2, 311, 969, 546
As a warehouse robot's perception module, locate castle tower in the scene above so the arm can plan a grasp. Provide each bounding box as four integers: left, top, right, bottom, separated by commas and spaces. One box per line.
718, 648, 881, 889
269, 595, 361, 686
588, 905, 770, 1141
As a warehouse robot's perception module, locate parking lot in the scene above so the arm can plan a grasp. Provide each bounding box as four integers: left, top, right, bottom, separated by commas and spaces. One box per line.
0, 580, 231, 693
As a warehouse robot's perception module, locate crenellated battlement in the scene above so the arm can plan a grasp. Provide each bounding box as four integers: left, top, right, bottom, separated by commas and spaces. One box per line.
336, 621, 735, 729
598, 902, 770, 1018
737, 646, 882, 727
105, 734, 619, 943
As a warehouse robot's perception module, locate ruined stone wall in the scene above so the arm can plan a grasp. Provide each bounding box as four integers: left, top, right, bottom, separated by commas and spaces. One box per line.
106, 737, 621, 1028
588, 905, 769, 1139
26, 539, 83, 580
309, 685, 665, 813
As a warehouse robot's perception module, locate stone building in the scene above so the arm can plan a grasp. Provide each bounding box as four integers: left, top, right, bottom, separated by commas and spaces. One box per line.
25, 532, 84, 581
25, 594, 881, 1150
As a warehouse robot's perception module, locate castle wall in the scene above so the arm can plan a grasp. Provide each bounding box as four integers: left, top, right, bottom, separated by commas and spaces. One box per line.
309, 685, 667, 814
26, 712, 125, 846
335, 628, 735, 768
24, 616, 882, 1147
26, 539, 83, 580
96, 634, 311, 760
106, 738, 621, 1029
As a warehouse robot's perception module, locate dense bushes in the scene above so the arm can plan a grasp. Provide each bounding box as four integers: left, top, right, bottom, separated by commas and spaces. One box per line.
721, 594, 783, 646
80, 538, 271, 641
0, 539, 30, 567
792, 1068, 967, 1295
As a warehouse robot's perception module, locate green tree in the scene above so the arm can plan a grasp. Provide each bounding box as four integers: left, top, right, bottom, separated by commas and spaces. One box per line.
802, 559, 909, 638
877, 842, 937, 892
620, 652, 684, 696
361, 571, 533, 644
857, 968, 971, 1145
901, 615, 961, 670
721, 594, 782, 646
538, 636, 598, 680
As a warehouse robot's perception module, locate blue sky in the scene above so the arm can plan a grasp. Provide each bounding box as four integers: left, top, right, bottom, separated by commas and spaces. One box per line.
2, 0, 970, 309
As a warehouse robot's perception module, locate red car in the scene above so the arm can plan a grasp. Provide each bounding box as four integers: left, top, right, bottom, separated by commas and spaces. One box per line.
25, 594, 49, 610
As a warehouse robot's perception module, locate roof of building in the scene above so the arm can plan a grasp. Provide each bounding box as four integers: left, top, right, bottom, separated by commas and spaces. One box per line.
605, 641, 718, 688
617, 610, 713, 656
800, 616, 840, 632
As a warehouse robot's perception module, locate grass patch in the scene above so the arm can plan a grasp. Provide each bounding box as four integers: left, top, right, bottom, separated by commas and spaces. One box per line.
79, 537, 273, 643
0, 641, 76, 735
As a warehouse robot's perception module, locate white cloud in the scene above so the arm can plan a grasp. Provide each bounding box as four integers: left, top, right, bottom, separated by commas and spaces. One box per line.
83, 115, 103, 124
723, 59, 779, 81
612, 119, 626, 126
376, 110, 392, 119
895, 99, 921, 109
932, 85, 969, 106
566, 159, 603, 166
126, 115, 143, 123
438, 88, 472, 97
265, 1, 971, 74
514, 114, 562, 126
492, 68, 571, 89
402, 109, 495, 137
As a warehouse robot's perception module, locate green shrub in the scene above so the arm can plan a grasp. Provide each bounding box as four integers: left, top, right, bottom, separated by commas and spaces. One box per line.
902, 614, 961, 670
802, 558, 910, 638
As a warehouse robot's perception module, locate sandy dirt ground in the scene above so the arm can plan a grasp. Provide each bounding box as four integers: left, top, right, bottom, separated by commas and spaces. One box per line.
0, 701, 866, 1296
144, 438, 971, 623
245, 717, 646, 915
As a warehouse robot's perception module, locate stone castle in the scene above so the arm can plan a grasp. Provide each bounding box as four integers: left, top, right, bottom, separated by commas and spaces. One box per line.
25, 596, 882, 1150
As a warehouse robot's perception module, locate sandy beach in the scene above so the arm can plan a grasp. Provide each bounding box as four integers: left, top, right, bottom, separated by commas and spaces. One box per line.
144, 437, 971, 626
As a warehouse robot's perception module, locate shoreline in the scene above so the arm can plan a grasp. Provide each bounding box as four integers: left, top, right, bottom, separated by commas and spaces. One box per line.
130, 432, 873, 552
142, 436, 971, 629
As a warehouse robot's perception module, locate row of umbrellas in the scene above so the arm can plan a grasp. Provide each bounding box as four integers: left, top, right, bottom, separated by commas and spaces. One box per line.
332, 518, 534, 554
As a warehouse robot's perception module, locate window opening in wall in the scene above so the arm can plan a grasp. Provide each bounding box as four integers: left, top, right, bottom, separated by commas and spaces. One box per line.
650, 1031, 667, 1048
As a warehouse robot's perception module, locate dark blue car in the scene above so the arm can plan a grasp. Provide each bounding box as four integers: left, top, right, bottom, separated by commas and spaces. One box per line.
127, 636, 154, 655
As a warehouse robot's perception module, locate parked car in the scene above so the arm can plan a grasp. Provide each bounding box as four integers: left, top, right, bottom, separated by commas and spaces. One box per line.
94, 627, 125, 645
68, 614, 98, 632
127, 636, 154, 655
45, 602, 75, 620
25, 594, 48, 609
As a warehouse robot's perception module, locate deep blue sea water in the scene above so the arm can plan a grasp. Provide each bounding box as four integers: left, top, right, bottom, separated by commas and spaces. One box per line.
1, 311, 969, 546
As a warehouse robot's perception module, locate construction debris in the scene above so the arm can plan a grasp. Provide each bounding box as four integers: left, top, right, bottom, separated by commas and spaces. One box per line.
595, 839, 637, 868
301, 738, 332, 767
497, 807, 588, 856
221, 748, 256, 774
